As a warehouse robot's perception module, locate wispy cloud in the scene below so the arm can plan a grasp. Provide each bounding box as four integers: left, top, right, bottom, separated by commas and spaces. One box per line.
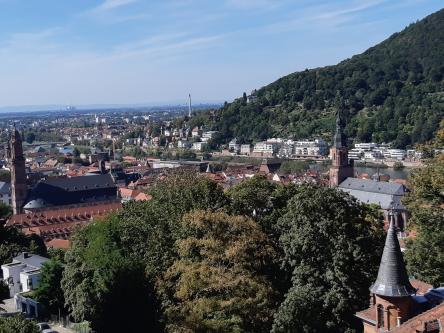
90, 0, 138, 14
224, 0, 281, 10
263, 0, 388, 33
315, 0, 388, 20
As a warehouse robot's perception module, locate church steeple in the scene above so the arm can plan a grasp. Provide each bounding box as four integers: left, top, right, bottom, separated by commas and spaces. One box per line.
333, 111, 346, 148
370, 215, 416, 297
10, 127, 28, 214
329, 110, 353, 187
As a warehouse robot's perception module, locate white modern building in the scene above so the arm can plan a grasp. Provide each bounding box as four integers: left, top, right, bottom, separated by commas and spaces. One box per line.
1, 253, 48, 297
240, 144, 252, 155
294, 139, 328, 156
192, 142, 206, 151
253, 141, 279, 155
228, 139, 240, 153
355, 142, 378, 150
348, 148, 364, 160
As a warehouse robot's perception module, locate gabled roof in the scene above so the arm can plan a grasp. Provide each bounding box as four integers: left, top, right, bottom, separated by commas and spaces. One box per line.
370, 217, 416, 297
339, 177, 407, 195
38, 174, 115, 192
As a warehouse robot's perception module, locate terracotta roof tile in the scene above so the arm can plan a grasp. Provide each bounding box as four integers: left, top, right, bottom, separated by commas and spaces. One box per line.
391, 302, 444, 333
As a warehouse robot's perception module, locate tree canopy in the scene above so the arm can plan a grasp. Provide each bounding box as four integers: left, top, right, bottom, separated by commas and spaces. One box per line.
404, 126, 444, 287
0, 315, 40, 333
272, 185, 385, 333
158, 210, 279, 333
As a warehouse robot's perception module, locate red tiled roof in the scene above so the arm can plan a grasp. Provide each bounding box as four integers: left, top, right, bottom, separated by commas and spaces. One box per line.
391, 302, 444, 333
411, 279, 433, 295
355, 306, 377, 324
46, 238, 70, 249
7, 201, 122, 241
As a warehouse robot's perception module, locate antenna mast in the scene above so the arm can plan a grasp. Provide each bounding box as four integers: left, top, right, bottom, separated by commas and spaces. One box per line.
188, 94, 192, 118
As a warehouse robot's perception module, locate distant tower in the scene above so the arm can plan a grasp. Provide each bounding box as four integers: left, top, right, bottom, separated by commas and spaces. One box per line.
188, 94, 192, 118
329, 111, 353, 187
369, 214, 416, 331
10, 127, 27, 214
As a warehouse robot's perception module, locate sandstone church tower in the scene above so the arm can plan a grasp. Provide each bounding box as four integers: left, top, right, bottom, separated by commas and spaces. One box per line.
10, 127, 27, 214
329, 111, 353, 187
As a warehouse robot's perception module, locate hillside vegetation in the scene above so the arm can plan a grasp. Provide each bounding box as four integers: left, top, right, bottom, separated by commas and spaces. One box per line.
202, 8, 444, 148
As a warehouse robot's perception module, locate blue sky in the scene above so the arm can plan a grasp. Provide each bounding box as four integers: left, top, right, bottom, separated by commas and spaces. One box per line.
0, 0, 442, 108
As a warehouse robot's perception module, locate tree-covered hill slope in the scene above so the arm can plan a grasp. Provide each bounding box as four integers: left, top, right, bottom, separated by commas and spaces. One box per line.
205, 8, 444, 148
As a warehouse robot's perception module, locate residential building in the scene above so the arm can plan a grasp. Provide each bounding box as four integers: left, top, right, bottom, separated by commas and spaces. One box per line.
192, 142, 206, 151
349, 148, 365, 160
294, 139, 328, 157
228, 139, 240, 153
240, 144, 252, 155
355, 143, 378, 150
253, 141, 278, 156
1, 252, 48, 297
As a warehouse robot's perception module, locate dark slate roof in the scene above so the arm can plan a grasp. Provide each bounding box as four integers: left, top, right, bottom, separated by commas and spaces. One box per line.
333, 111, 346, 148
339, 178, 407, 210
339, 178, 406, 195
370, 217, 416, 297
26, 174, 117, 207
38, 174, 114, 192
0, 181, 10, 195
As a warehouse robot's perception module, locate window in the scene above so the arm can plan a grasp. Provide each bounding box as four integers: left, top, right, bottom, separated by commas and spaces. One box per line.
377, 304, 385, 328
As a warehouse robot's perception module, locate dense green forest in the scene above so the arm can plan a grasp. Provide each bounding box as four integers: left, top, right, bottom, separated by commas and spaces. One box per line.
197, 8, 444, 148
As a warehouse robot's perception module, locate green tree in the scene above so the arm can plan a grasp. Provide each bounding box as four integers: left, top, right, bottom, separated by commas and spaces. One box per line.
0, 280, 9, 304
62, 218, 160, 333
158, 210, 279, 333
0, 224, 46, 266
34, 258, 66, 314
404, 151, 444, 286
272, 185, 385, 333
25, 132, 36, 144
0, 315, 39, 333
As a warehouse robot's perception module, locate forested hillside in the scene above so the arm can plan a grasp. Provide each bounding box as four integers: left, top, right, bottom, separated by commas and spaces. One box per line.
203, 8, 444, 148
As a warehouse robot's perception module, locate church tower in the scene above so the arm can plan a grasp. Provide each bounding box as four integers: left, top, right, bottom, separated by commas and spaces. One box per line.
369, 215, 416, 331
10, 128, 27, 214
329, 111, 353, 187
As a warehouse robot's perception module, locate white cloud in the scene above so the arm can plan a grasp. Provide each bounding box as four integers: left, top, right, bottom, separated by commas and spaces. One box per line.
91, 0, 138, 13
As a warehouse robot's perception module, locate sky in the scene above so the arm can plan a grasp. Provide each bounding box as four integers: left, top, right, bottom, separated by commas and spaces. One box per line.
0, 0, 442, 109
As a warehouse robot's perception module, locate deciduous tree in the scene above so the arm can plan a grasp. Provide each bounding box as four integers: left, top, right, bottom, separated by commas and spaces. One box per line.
272, 185, 384, 333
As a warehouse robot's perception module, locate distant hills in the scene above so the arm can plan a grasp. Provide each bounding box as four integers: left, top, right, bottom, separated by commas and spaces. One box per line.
204, 8, 444, 149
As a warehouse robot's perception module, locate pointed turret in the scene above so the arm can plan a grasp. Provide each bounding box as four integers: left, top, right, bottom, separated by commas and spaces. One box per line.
333, 111, 346, 148
370, 215, 416, 297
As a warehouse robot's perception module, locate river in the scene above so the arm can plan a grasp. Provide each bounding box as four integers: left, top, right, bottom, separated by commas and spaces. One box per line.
354, 166, 411, 180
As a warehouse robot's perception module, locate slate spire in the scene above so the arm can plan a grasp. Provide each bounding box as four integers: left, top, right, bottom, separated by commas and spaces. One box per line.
333, 111, 346, 148
370, 215, 416, 297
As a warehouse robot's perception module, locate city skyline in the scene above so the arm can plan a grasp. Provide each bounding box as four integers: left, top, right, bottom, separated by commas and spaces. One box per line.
0, 0, 442, 108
